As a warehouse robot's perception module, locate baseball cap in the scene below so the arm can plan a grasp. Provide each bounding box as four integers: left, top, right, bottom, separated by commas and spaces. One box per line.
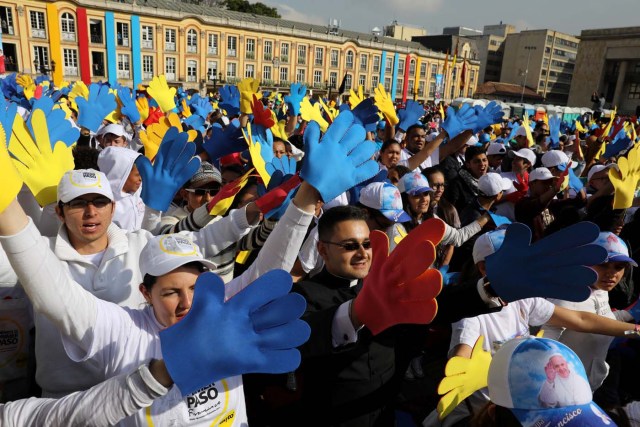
397, 171, 432, 196
514, 126, 528, 138
480, 133, 492, 144
472, 229, 506, 264
359, 182, 411, 222
488, 337, 614, 427
529, 167, 555, 182
187, 161, 222, 188
587, 164, 614, 183
592, 232, 637, 266
139, 234, 217, 278
478, 173, 514, 197
541, 150, 576, 169
512, 148, 536, 165
486, 142, 507, 156
57, 169, 115, 203
466, 135, 480, 146
98, 123, 129, 140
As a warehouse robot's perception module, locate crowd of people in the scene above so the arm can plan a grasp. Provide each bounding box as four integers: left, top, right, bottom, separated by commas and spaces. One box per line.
0, 71, 639, 427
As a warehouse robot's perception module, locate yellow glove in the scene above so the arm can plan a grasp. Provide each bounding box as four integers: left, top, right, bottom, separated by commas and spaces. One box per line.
602, 107, 617, 138
237, 78, 261, 114
522, 116, 534, 147
609, 143, 640, 209
319, 98, 339, 121
300, 97, 329, 132
147, 75, 177, 113
181, 99, 192, 118
140, 113, 196, 161
437, 336, 492, 420
16, 74, 34, 89
393, 225, 407, 246
575, 120, 587, 133
136, 97, 150, 123
439, 103, 446, 120
0, 123, 23, 213
373, 84, 399, 126
241, 123, 270, 185
9, 110, 74, 206
53, 100, 73, 120
349, 85, 365, 109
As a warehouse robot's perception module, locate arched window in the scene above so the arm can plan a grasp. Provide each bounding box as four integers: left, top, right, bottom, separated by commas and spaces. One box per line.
409, 59, 416, 76
60, 12, 76, 41
186, 29, 198, 53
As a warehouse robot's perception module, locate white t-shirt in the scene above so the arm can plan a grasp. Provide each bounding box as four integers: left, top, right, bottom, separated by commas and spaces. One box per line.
398, 147, 440, 171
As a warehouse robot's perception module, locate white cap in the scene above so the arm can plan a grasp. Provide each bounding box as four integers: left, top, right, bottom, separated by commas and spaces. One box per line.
587, 164, 614, 182
97, 123, 130, 141
541, 150, 570, 168
478, 173, 514, 197
359, 182, 411, 222
57, 169, 115, 203
139, 234, 217, 278
513, 148, 536, 165
514, 126, 528, 138
472, 229, 506, 264
466, 135, 479, 146
486, 142, 507, 156
529, 167, 555, 182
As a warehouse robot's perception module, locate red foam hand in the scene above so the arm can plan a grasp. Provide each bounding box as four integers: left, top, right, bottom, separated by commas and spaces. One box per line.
144, 107, 164, 126
206, 170, 252, 216
254, 174, 302, 214
611, 117, 625, 138
251, 94, 276, 128
505, 172, 529, 203
34, 85, 43, 100
353, 218, 446, 335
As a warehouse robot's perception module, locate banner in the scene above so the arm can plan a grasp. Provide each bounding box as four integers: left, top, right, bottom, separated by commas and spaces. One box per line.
435, 74, 443, 100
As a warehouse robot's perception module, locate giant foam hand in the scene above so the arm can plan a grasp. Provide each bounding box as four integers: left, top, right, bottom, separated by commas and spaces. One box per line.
159, 269, 310, 396
147, 75, 177, 113
0, 122, 22, 213
472, 101, 504, 134
397, 100, 425, 132
206, 169, 253, 216
117, 87, 141, 124
219, 85, 241, 117
255, 172, 302, 220
237, 77, 261, 114
242, 122, 274, 186
348, 85, 365, 109
299, 97, 329, 132
441, 105, 478, 140
140, 113, 198, 161
202, 119, 244, 163
284, 83, 306, 117
373, 84, 399, 126
548, 115, 562, 147
485, 222, 607, 302
353, 218, 446, 335
27, 97, 80, 149
300, 110, 378, 202
609, 143, 640, 209
75, 83, 117, 132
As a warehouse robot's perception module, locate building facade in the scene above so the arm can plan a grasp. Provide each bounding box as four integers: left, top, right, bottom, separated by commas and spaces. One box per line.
568, 26, 640, 114
471, 23, 515, 83
0, 0, 479, 102
500, 29, 579, 105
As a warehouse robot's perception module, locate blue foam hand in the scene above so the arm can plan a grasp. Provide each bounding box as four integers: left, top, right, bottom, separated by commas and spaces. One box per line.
135, 127, 201, 211
351, 98, 380, 129
485, 222, 607, 302
488, 212, 511, 227
0, 99, 17, 146
0, 73, 19, 100
347, 167, 388, 205
603, 129, 632, 159
257, 170, 300, 219
548, 115, 562, 145
75, 83, 117, 132
202, 119, 245, 162
627, 298, 640, 322
338, 103, 350, 112
472, 101, 504, 133
184, 114, 206, 134
567, 167, 584, 192
193, 96, 213, 119
439, 265, 461, 286
560, 120, 570, 134
265, 155, 297, 177
160, 269, 310, 396
508, 122, 521, 140
284, 83, 306, 116
300, 110, 379, 202
397, 100, 424, 132
117, 87, 141, 124
441, 105, 478, 139
219, 85, 240, 117
27, 97, 79, 148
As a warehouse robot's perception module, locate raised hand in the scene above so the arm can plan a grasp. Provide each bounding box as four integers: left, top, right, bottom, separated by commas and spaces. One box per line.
609, 143, 640, 209
284, 83, 307, 117
219, 85, 240, 117
117, 87, 141, 124
147, 75, 177, 113
373, 84, 399, 126
237, 77, 261, 114
397, 100, 424, 131
441, 105, 478, 139
472, 101, 504, 134
75, 83, 117, 132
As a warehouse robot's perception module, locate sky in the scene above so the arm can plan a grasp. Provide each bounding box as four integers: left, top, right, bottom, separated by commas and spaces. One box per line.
260, 0, 635, 37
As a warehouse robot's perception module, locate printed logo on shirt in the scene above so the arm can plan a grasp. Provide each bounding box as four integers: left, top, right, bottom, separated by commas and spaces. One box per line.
0, 318, 24, 366
215, 410, 235, 426
186, 380, 229, 422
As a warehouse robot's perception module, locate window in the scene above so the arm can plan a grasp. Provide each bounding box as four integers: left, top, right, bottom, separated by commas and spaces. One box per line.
358, 74, 366, 87
628, 83, 640, 99
186, 29, 197, 53
0, 7, 14, 35
165, 57, 176, 80
33, 46, 49, 73
62, 48, 78, 76
470, 70, 476, 82
384, 77, 391, 91
91, 51, 105, 76
280, 42, 289, 62
346, 51, 354, 69
165, 28, 176, 51
89, 19, 103, 43
227, 62, 237, 78
207, 61, 218, 80
420, 62, 427, 78
263, 66, 272, 83
187, 60, 197, 82
227, 36, 237, 57
279, 67, 289, 84
329, 71, 338, 89
60, 12, 76, 41
398, 59, 405, 73
409, 59, 416, 76
371, 75, 379, 89
360, 54, 368, 71
263, 41, 273, 60
373, 55, 380, 73
296, 68, 306, 83
143, 55, 154, 79
418, 81, 425, 96
431, 64, 438, 76
208, 33, 218, 55
429, 81, 436, 98
297, 45, 307, 65
315, 47, 323, 66
141, 25, 153, 49
117, 22, 129, 47
117, 53, 130, 79
30, 11, 46, 38
245, 64, 255, 78
385, 57, 393, 73
313, 70, 322, 87
344, 74, 353, 90
245, 39, 255, 60
330, 50, 339, 67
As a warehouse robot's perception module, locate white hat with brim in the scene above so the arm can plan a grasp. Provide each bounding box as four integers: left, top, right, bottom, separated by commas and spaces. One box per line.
139, 234, 217, 278
57, 169, 115, 203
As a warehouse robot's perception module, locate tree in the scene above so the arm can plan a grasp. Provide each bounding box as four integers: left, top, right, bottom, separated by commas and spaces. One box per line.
219, 0, 281, 18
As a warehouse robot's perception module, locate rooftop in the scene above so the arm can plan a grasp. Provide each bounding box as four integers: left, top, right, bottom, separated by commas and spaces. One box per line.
474, 81, 543, 100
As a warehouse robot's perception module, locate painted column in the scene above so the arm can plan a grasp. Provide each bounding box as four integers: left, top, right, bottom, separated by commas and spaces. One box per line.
76, 7, 91, 84
390, 52, 399, 100
414, 56, 422, 100
105, 12, 116, 85
131, 15, 141, 89
45, 4, 63, 86
401, 53, 410, 103
379, 51, 387, 84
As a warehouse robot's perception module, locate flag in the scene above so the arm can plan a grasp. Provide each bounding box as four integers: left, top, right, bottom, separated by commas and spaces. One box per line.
451, 40, 460, 70
338, 73, 348, 94
459, 58, 467, 91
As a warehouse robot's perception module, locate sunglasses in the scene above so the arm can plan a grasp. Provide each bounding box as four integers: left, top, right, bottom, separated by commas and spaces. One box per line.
321, 240, 372, 251
64, 197, 112, 211
185, 188, 220, 196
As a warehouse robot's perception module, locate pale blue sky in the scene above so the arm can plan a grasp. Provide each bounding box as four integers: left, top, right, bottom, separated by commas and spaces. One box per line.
262, 0, 633, 37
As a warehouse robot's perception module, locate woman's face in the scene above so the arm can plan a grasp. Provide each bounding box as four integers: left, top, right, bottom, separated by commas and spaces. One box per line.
591, 262, 627, 292
381, 143, 401, 168
427, 171, 445, 203
408, 192, 431, 215
140, 267, 199, 327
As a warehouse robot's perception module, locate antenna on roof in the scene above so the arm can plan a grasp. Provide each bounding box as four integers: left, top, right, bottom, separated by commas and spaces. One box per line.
328, 18, 340, 35
372, 26, 382, 42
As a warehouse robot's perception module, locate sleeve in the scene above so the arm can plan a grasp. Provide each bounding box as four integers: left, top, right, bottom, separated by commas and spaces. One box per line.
440, 221, 481, 247
538, 380, 559, 408
615, 310, 634, 323
331, 300, 361, 347
143, 205, 215, 235
298, 227, 320, 273
0, 364, 167, 427
237, 218, 277, 251
449, 317, 482, 357
540, 298, 579, 340
526, 298, 556, 327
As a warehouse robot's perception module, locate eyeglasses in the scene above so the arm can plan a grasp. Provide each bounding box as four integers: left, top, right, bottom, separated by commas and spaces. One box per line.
321, 240, 372, 251
185, 188, 220, 196
64, 197, 112, 211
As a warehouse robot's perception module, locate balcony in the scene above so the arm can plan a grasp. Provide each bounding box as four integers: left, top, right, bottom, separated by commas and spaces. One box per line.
165, 72, 176, 81
346, 62, 354, 70
298, 57, 306, 65
64, 66, 78, 76
90, 33, 103, 44
186, 45, 197, 54
118, 38, 129, 47
142, 40, 153, 49
187, 75, 197, 82
165, 41, 176, 51
3, 25, 13, 35
61, 32, 76, 42
315, 60, 323, 67
264, 53, 272, 61
227, 49, 237, 58
330, 62, 339, 68
208, 47, 218, 55
31, 28, 46, 38
245, 52, 255, 60
143, 72, 154, 80
262, 79, 274, 86
280, 55, 288, 63
117, 70, 130, 79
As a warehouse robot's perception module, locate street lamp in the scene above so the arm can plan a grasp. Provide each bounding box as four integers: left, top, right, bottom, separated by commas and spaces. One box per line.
272, 58, 280, 87
520, 46, 537, 103
209, 69, 219, 91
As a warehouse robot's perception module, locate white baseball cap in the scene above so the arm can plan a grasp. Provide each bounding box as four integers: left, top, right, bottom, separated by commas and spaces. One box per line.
514, 126, 528, 138
478, 173, 514, 197
466, 135, 480, 146
528, 167, 555, 182
139, 234, 217, 278
512, 148, 536, 165
472, 229, 506, 264
359, 182, 411, 222
486, 142, 507, 156
586, 164, 614, 183
541, 150, 576, 169
57, 169, 115, 203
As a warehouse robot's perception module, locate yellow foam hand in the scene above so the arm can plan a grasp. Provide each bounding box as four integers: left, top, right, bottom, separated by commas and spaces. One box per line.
439, 103, 446, 120
68, 81, 89, 112
147, 75, 177, 113
575, 120, 587, 133
9, 110, 74, 206
136, 97, 150, 122
207, 168, 253, 216
609, 143, 640, 209
319, 98, 339, 122
393, 225, 407, 246
522, 116, 535, 147
349, 85, 365, 109
374, 84, 399, 126
53, 100, 73, 120
16, 74, 34, 89
181, 99, 192, 118
237, 78, 261, 114
0, 123, 23, 213
602, 107, 617, 138
300, 97, 329, 132
241, 123, 270, 185
437, 336, 492, 420
269, 115, 289, 142
140, 113, 196, 161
